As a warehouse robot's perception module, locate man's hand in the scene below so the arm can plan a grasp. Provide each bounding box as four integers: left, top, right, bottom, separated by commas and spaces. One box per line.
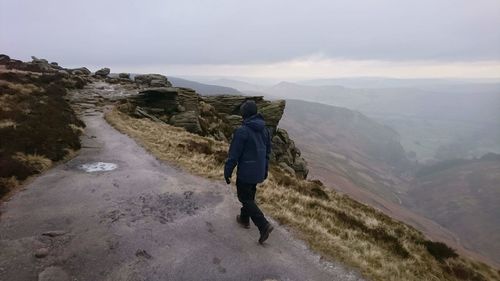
225, 177, 231, 184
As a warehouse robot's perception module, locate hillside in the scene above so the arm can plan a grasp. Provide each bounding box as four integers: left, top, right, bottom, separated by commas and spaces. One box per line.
277, 98, 500, 267
169, 76, 241, 96
408, 156, 500, 265
280, 99, 411, 203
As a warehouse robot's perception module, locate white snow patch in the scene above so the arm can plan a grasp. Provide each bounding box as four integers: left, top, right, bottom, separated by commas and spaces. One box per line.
80, 162, 117, 172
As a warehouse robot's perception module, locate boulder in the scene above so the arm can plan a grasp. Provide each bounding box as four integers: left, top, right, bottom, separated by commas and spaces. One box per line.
29, 56, 55, 72
169, 111, 202, 134
135, 74, 172, 87
279, 162, 296, 175
0, 54, 11, 64
70, 67, 91, 75
134, 87, 180, 114
259, 100, 286, 129
118, 72, 130, 79
95, 67, 110, 77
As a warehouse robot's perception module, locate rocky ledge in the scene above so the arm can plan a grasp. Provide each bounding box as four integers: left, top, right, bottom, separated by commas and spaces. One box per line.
120, 76, 309, 179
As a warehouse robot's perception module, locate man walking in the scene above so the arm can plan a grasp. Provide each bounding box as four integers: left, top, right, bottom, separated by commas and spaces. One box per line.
224, 100, 274, 244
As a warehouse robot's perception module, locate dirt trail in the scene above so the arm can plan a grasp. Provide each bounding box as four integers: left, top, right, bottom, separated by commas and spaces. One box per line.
0, 83, 364, 281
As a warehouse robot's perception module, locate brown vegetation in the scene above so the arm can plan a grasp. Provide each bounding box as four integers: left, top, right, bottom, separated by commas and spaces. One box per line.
0, 71, 84, 197
106, 108, 500, 281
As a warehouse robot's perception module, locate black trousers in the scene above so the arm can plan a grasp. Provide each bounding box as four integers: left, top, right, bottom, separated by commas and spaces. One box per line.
236, 179, 269, 232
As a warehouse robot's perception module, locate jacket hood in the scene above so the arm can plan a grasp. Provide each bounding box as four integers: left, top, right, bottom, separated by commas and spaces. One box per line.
243, 113, 266, 131
240, 100, 258, 119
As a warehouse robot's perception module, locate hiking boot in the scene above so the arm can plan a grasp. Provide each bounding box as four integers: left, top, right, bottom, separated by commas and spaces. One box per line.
258, 223, 274, 244
236, 215, 250, 229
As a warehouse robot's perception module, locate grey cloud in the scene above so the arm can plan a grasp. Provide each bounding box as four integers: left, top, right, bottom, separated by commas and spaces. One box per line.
1, 0, 499, 66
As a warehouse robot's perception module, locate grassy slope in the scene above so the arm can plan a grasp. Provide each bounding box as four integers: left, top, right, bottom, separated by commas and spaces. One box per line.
410, 159, 500, 265
279, 99, 500, 268
105, 108, 500, 281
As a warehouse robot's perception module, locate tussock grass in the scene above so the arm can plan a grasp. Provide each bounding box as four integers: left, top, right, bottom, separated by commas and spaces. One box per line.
106, 108, 500, 281
0, 119, 17, 129
0, 80, 41, 96
69, 123, 85, 134
0, 176, 19, 197
105, 109, 228, 179
12, 152, 52, 174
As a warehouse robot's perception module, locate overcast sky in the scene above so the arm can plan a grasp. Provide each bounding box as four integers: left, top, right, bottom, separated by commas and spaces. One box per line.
1, 0, 500, 79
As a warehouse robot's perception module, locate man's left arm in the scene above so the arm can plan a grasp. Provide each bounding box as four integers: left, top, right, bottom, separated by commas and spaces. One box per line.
224, 128, 247, 184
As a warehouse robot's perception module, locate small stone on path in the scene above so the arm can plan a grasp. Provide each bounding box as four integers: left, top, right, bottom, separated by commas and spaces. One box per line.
38, 266, 69, 281
34, 248, 49, 258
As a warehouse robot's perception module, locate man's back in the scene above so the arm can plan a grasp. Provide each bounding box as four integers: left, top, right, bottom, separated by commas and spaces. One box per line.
226, 114, 270, 184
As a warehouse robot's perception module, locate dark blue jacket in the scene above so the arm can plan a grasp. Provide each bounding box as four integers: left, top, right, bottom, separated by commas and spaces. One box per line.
224, 114, 271, 184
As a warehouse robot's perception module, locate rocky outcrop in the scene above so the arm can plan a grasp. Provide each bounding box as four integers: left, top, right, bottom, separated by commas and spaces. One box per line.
95, 67, 110, 77
134, 74, 172, 88
119, 73, 130, 79
69, 67, 91, 75
122, 83, 308, 178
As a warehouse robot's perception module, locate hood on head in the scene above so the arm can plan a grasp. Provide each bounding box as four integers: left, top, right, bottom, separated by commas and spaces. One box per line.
243, 113, 266, 131
240, 100, 258, 119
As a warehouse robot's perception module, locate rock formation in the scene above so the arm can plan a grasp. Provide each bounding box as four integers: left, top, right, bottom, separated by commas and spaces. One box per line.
95, 67, 110, 77
121, 75, 308, 178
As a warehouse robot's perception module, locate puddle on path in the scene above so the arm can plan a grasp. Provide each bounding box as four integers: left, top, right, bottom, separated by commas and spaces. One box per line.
79, 162, 118, 172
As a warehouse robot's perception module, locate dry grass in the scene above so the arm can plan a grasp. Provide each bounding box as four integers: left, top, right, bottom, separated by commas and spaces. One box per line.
0, 176, 19, 197
105, 108, 228, 180
12, 152, 53, 173
0, 80, 41, 95
0, 119, 17, 129
69, 123, 85, 134
106, 108, 500, 281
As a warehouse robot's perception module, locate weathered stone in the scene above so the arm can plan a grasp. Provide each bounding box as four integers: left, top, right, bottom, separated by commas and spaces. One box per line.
34, 248, 49, 258
259, 100, 286, 128
169, 111, 202, 134
95, 67, 110, 77
0, 54, 10, 64
42, 230, 67, 237
118, 73, 130, 79
150, 79, 166, 87
70, 67, 91, 75
225, 114, 243, 128
292, 157, 309, 179
106, 77, 119, 84
279, 162, 296, 175
135, 74, 172, 87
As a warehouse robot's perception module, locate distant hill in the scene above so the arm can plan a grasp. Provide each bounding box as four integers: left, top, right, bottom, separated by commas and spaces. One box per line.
408, 156, 500, 265
266, 81, 500, 162
279, 99, 412, 203
168, 77, 241, 96
299, 77, 500, 89
211, 78, 267, 92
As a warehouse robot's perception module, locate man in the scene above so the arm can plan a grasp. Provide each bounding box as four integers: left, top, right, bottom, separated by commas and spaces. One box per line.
224, 100, 274, 244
